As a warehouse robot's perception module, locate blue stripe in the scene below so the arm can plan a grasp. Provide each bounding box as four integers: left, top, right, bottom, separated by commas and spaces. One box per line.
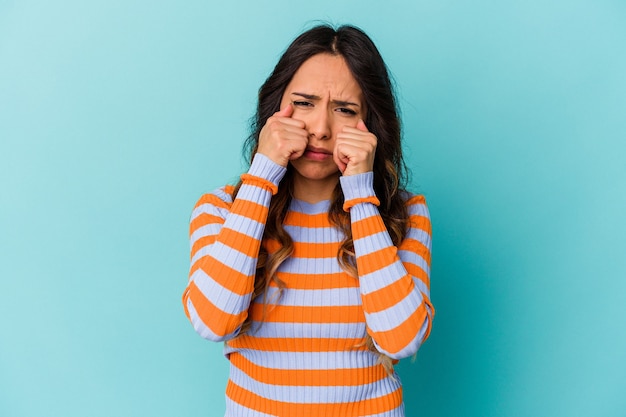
264, 286, 361, 307
247, 321, 366, 339
228, 363, 401, 404
228, 349, 381, 371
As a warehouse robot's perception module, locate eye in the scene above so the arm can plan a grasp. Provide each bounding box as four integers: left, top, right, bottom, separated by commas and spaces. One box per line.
336, 107, 357, 116
292, 100, 313, 107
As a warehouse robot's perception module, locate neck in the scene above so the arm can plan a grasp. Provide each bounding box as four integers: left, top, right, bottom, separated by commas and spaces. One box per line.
292, 175, 339, 204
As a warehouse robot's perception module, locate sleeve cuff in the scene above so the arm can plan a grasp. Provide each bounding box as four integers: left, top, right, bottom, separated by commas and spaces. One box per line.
340, 172, 380, 211
241, 153, 287, 195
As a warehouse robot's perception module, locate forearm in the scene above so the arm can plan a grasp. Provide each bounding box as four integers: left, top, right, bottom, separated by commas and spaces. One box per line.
341, 173, 433, 358
183, 154, 286, 341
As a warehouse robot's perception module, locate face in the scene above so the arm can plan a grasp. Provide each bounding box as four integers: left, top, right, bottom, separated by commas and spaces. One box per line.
279, 53, 366, 190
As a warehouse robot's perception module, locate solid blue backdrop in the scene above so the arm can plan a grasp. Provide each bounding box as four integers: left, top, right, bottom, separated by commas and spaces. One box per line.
1, 1, 625, 416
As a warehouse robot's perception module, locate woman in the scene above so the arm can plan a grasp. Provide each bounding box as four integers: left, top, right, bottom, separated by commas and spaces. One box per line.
183, 24, 433, 417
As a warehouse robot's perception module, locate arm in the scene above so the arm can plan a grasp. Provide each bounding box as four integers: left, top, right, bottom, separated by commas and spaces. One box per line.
340, 173, 434, 359
182, 154, 286, 342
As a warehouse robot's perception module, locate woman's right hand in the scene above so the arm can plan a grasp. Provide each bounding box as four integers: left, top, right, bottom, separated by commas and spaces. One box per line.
257, 104, 308, 167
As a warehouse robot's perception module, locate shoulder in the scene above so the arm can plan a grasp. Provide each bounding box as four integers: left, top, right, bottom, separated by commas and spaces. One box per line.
400, 190, 429, 213
400, 190, 431, 234
191, 184, 236, 218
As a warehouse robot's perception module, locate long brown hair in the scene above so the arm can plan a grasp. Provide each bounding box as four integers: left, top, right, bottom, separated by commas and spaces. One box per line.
233, 24, 410, 370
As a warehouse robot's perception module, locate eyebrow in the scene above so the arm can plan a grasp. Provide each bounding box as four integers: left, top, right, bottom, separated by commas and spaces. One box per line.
291, 92, 360, 108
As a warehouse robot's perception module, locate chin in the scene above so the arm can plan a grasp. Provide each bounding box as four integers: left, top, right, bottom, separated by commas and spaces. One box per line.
290, 162, 340, 183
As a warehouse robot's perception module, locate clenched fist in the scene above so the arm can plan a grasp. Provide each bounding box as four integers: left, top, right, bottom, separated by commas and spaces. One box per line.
257, 104, 309, 167
334, 119, 377, 176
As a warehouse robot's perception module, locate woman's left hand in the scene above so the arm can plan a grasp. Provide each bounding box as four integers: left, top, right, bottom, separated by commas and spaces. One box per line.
333, 119, 377, 176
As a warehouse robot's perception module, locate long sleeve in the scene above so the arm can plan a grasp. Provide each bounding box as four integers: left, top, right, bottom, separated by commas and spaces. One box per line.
340, 172, 433, 359
182, 154, 286, 342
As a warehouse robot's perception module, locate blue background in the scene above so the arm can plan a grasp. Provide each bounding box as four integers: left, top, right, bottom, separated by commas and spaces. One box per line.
1, 1, 625, 416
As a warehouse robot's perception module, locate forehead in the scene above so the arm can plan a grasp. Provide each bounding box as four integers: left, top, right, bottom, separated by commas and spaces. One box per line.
286, 54, 363, 101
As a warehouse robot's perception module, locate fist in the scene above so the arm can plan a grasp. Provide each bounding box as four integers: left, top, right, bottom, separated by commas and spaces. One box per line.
334, 119, 377, 176
257, 105, 309, 167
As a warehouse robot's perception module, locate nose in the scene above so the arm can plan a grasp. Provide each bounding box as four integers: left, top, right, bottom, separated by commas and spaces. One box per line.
305, 109, 331, 141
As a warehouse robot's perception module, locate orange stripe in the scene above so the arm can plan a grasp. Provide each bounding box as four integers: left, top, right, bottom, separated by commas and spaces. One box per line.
404, 262, 430, 288
400, 237, 431, 266
223, 184, 235, 195
284, 211, 331, 227
352, 215, 387, 238
361, 275, 415, 313
189, 212, 224, 237
240, 173, 278, 194
226, 380, 402, 416
408, 213, 431, 234
230, 198, 269, 221
190, 216, 271, 261
369, 302, 428, 354
356, 246, 399, 276
276, 272, 358, 290
406, 194, 426, 205
422, 297, 435, 341
186, 281, 247, 337
251, 303, 365, 324
193, 192, 231, 210
264, 238, 281, 255
190, 235, 217, 260
189, 256, 253, 296
292, 241, 340, 258
227, 336, 367, 352
182, 288, 191, 319
218, 228, 262, 258
343, 195, 380, 211
230, 354, 387, 387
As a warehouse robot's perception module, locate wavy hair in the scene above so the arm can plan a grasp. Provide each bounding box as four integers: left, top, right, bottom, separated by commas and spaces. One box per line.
231, 24, 410, 372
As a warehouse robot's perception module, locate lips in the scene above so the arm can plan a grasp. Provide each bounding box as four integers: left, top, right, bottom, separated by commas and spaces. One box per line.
303, 146, 332, 161
307, 146, 331, 154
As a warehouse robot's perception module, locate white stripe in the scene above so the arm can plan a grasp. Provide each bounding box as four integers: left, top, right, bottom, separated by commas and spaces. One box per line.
225, 349, 381, 371
358, 263, 407, 295
407, 201, 429, 217
365, 291, 423, 333
405, 227, 431, 249
278, 256, 344, 274
353, 231, 394, 256
413, 277, 430, 299
228, 363, 400, 404
246, 321, 366, 340
348, 202, 379, 222
191, 241, 257, 274
364, 404, 405, 417
186, 299, 237, 342
284, 225, 343, 243
191, 202, 229, 221
372, 319, 429, 359
189, 223, 221, 249
212, 186, 233, 202
224, 213, 265, 238
264, 286, 361, 307
190, 214, 264, 248
237, 183, 272, 205
225, 399, 276, 417
190, 268, 252, 316
398, 249, 430, 276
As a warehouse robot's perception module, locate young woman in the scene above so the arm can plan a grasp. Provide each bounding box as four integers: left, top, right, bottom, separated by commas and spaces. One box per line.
183, 24, 434, 417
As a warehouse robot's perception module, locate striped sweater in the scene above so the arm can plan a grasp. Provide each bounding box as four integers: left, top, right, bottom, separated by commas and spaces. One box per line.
183, 154, 433, 417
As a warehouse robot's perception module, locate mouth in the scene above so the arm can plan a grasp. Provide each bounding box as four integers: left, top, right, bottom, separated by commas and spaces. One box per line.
303, 146, 332, 161
306, 146, 332, 154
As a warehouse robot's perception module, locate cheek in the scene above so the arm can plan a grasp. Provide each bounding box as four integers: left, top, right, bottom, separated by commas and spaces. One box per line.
331, 117, 357, 135
290, 107, 306, 120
